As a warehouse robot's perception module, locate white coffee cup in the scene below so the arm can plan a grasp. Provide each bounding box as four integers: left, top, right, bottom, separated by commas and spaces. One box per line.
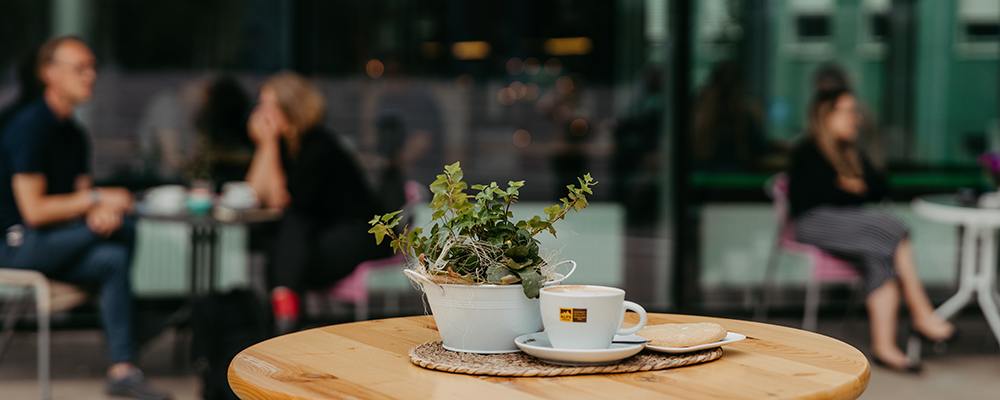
221, 181, 258, 210
145, 185, 187, 215
539, 285, 647, 349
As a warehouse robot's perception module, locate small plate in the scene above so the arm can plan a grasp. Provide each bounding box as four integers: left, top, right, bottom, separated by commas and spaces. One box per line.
514, 332, 645, 366
644, 332, 746, 354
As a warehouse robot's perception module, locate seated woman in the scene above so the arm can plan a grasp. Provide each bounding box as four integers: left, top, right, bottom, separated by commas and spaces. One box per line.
788, 87, 954, 372
245, 72, 391, 332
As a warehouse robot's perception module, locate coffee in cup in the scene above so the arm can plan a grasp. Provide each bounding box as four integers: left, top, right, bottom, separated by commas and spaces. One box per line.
539, 285, 647, 349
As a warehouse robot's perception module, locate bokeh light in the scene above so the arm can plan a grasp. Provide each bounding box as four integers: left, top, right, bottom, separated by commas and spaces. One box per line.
524, 57, 541, 75
544, 58, 562, 75
452, 41, 491, 60
498, 87, 517, 105
366, 59, 384, 78
513, 129, 531, 147
523, 83, 540, 101
556, 76, 574, 94
554, 105, 571, 123
570, 119, 588, 137
506, 58, 524, 75
543, 37, 593, 56
510, 81, 525, 98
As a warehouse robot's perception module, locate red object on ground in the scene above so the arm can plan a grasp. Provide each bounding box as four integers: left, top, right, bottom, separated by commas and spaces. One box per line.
271, 288, 300, 319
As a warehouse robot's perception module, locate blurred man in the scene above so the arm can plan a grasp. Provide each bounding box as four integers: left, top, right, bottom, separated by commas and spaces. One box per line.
0, 36, 170, 400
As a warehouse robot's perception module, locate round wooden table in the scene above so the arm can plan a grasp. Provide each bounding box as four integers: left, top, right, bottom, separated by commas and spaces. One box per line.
229, 314, 870, 400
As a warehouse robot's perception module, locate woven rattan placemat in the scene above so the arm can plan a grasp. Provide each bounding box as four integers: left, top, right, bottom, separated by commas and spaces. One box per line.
409, 342, 723, 377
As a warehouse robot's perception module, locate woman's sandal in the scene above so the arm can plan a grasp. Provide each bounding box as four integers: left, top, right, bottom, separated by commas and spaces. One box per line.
872, 356, 922, 374
911, 324, 959, 355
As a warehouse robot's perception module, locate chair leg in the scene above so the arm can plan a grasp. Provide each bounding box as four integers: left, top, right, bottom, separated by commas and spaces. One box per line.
754, 240, 783, 321
354, 298, 368, 321
31, 279, 52, 400
39, 307, 50, 400
385, 292, 400, 316
0, 295, 29, 361
803, 275, 821, 332
836, 281, 865, 334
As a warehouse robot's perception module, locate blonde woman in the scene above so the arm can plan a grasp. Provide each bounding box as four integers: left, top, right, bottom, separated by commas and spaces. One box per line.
246, 72, 390, 333
788, 87, 954, 372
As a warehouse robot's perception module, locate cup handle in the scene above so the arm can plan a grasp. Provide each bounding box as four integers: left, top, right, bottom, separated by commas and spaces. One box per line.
616, 301, 647, 335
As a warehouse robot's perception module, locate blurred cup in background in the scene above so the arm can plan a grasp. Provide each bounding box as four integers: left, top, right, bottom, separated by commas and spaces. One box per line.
144, 185, 187, 215
186, 188, 214, 215
220, 181, 258, 210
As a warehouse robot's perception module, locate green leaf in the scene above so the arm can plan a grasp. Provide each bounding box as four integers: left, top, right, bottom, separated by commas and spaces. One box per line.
380, 210, 402, 222
368, 225, 387, 245
431, 209, 446, 220
519, 269, 545, 299
505, 245, 529, 259
444, 161, 461, 176
407, 227, 423, 244
486, 263, 514, 283
429, 179, 448, 195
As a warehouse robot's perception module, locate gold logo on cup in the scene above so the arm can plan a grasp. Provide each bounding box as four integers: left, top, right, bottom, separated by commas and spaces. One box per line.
559, 308, 587, 322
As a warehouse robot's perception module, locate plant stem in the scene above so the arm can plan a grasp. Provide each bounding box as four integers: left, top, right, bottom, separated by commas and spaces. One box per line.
529, 196, 580, 237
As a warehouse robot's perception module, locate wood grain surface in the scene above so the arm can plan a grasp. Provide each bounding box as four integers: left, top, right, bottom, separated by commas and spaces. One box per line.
228, 314, 870, 400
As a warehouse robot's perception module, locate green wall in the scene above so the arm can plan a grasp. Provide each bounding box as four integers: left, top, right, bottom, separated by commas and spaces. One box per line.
693, 0, 998, 165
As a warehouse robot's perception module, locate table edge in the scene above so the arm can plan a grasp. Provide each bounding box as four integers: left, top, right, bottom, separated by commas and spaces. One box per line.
228, 314, 871, 400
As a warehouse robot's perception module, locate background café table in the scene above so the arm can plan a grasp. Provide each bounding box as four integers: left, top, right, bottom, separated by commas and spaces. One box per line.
910, 195, 1000, 355
228, 314, 870, 400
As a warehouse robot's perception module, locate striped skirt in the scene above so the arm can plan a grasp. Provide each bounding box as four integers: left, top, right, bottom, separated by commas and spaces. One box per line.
795, 206, 909, 295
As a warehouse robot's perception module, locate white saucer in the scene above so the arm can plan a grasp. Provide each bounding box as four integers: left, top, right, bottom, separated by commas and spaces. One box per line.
644, 332, 746, 354
514, 332, 646, 366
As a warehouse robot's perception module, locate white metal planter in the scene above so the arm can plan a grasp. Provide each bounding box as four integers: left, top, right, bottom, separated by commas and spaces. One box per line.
404, 260, 576, 353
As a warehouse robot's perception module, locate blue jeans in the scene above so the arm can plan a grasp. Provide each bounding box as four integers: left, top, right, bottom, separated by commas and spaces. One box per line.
0, 219, 136, 363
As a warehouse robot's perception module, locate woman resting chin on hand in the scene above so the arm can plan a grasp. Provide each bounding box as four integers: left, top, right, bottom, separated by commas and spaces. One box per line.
245, 72, 393, 334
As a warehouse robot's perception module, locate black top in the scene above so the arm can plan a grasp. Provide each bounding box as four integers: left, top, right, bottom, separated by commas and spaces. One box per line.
787, 137, 888, 218
282, 127, 381, 223
0, 99, 90, 229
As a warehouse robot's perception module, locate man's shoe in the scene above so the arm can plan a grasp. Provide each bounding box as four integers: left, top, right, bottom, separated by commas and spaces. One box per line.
106, 369, 172, 400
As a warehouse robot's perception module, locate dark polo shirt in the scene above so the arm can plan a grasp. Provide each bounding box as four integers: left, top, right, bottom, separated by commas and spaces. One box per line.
0, 99, 90, 230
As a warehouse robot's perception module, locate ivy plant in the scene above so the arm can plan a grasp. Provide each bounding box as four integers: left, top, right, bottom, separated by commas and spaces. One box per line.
368, 162, 597, 299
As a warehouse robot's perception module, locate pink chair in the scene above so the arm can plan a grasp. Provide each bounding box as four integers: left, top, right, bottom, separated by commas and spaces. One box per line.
327, 253, 408, 321
755, 173, 861, 331
325, 180, 423, 321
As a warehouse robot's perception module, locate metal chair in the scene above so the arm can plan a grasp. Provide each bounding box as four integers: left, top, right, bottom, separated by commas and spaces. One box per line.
0, 268, 91, 400
754, 173, 862, 331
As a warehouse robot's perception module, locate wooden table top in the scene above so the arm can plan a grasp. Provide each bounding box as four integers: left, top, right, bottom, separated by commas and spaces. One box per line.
229, 313, 870, 400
